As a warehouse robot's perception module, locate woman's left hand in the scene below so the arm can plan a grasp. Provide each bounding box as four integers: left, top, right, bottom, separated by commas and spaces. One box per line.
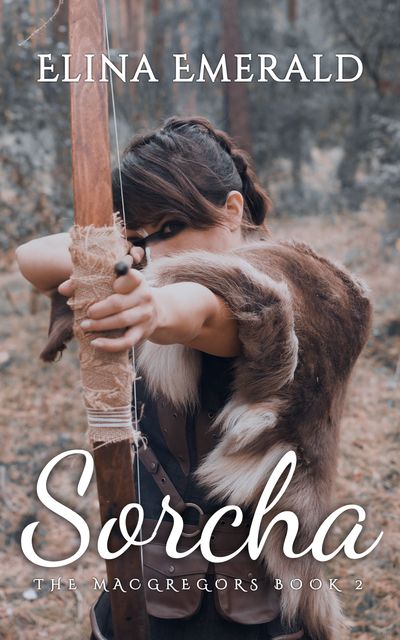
59, 267, 160, 353
58, 242, 241, 357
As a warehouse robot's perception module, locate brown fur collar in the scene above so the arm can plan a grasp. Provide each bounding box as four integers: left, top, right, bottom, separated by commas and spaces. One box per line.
41, 239, 371, 639
139, 240, 372, 640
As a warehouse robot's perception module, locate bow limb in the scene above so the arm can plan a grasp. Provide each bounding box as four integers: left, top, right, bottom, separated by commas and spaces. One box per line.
68, 2, 149, 638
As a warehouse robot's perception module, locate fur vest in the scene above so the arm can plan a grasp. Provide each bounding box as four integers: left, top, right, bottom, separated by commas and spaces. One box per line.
137, 239, 372, 640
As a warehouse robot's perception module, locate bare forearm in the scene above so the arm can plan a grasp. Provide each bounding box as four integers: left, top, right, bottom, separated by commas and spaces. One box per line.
16, 232, 72, 293
151, 282, 240, 357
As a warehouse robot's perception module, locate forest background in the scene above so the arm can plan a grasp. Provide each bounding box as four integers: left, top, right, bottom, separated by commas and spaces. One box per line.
0, 1, 399, 638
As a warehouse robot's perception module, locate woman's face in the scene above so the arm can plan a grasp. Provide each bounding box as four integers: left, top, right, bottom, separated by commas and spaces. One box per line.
126, 191, 244, 261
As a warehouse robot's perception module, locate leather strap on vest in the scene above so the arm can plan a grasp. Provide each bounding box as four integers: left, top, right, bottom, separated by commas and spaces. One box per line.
138, 444, 218, 536
139, 444, 187, 513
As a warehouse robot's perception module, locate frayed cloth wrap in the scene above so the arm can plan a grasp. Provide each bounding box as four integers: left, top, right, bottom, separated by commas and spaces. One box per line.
68, 223, 139, 446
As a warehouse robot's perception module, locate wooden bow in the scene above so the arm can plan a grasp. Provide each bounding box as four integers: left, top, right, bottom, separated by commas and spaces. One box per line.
68, 2, 149, 638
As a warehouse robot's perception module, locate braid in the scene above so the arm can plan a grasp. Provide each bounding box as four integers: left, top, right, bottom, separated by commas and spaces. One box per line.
115, 116, 271, 233
164, 117, 271, 227
231, 148, 271, 226
209, 124, 271, 228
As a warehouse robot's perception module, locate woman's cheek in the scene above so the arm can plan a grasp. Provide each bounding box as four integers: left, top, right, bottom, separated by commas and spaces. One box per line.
147, 239, 183, 259
147, 244, 168, 259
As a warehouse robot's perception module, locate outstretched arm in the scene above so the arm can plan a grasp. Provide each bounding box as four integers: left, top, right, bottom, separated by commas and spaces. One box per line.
16, 233, 72, 293
59, 269, 241, 358
17, 234, 240, 357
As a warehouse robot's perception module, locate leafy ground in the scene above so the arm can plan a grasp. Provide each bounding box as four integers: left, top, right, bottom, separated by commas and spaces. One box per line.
0, 202, 399, 639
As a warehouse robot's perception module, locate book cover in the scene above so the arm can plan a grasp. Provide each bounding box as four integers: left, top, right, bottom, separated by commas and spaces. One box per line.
0, 1, 398, 639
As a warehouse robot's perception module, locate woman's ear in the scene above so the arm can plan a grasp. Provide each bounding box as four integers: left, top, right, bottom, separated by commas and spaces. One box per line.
225, 191, 244, 231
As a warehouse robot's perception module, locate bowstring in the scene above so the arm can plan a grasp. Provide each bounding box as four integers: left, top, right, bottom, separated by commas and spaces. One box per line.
102, 0, 145, 571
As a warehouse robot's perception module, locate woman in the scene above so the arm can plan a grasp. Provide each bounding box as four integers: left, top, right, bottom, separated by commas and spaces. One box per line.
17, 117, 371, 640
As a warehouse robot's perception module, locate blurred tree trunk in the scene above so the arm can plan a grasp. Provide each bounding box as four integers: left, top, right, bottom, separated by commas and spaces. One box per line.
337, 100, 363, 191
327, 0, 391, 208
287, 0, 304, 197
107, 0, 146, 129
128, 0, 146, 128
221, 0, 252, 153
177, 0, 197, 116
149, 0, 165, 123
52, 0, 67, 36
0, 0, 4, 48
287, 0, 298, 23
52, 0, 71, 217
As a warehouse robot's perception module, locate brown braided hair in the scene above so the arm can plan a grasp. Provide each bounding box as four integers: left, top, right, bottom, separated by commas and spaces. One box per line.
112, 116, 271, 235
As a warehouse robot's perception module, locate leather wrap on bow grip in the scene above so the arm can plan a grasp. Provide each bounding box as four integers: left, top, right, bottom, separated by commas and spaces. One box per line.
68, 222, 136, 446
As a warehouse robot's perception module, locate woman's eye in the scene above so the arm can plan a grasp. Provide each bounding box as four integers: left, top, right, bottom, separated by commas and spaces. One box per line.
131, 221, 186, 247
131, 238, 146, 248
160, 221, 186, 237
